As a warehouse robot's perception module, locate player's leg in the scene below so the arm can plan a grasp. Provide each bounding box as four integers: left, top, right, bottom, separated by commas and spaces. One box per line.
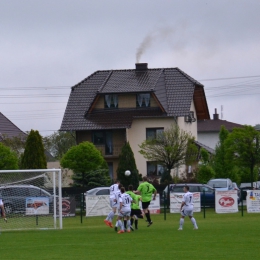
117, 215, 124, 234
142, 201, 152, 227
178, 210, 186, 230
126, 215, 131, 233
104, 199, 116, 227
189, 213, 198, 229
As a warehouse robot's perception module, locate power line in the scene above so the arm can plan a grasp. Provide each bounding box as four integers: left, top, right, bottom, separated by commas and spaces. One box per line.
199, 75, 260, 81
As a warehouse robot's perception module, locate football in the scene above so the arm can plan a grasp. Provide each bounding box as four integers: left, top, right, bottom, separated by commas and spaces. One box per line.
125, 170, 131, 176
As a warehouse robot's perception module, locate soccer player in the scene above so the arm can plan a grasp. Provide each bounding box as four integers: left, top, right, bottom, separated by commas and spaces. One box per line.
178, 185, 198, 230
117, 187, 133, 234
126, 185, 143, 230
135, 176, 157, 227
0, 197, 7, 221
104, 180, 120, 228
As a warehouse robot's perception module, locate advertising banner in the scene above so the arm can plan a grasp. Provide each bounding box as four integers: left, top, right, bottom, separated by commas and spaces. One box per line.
60, 197, 76, 217
26, 197, 49, 215
246, 190, 260, 213
215, 190, 238, 213
140, 194, 160, 214
86, 195, 111, 217
86, 194, 160, 217
170, 192, 201, 213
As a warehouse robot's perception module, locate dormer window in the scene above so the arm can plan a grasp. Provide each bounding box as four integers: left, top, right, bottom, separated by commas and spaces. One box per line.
104, 94, 118, 109
136, 93, 150, 107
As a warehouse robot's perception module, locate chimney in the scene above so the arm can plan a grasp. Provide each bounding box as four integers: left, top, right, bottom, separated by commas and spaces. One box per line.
135, 63, 148, 71
213, 108, 219, 120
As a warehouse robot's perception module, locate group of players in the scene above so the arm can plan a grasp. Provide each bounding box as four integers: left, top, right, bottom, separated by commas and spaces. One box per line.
104, 176, 156, 234
103, 176, 198, 233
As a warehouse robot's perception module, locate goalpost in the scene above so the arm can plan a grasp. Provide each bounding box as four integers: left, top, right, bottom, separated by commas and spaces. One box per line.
0, 169, 62, 231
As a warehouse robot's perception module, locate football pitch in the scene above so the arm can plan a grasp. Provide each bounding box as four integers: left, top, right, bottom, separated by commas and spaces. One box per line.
0, 211, 258, 259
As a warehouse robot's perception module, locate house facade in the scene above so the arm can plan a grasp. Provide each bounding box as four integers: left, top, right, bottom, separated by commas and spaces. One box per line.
198, 109, 244, 150
60, 63, 210, 179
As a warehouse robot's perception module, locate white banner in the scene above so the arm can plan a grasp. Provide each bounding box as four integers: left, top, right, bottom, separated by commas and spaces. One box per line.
215, 190, 238, 213
246, 190, 260, 213
86, 195, 111, 217
86, 194, 160, 217
25, 197, 49, 215
140, 194, 160, 214
170, 192, 201, 213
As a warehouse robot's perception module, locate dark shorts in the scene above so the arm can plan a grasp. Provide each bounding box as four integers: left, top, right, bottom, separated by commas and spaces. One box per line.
142, 201, 151, 210
131, 209, 142, 216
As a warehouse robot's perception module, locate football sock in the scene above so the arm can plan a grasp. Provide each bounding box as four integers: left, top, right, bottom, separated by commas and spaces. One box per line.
179, 218, 184, 228
135, 220, 138, 229
145, 211, 151, 222
115, 220, 119, 227
106, 211, 114, 221
118, 220, 123, 230
127, 220, 131, 229
191, 217, 198, 228
124, 220, 127, 229
131, 218, 134, 226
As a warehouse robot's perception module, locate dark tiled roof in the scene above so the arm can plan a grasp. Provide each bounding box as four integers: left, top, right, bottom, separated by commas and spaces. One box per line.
60, 66, 208, 131
198, 119, 244, 132
84, 108, 165, 130
0, 112, 27, 140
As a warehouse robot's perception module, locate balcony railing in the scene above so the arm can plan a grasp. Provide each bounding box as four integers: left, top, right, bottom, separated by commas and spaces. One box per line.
95, 144, 124, 157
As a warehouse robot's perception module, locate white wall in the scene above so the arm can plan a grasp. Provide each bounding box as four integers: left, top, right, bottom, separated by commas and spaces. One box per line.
197, 132, 219, 150
126, 118, 175, 176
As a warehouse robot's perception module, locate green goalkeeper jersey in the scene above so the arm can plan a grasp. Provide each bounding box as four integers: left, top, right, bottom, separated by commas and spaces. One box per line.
137, 182, 156, 202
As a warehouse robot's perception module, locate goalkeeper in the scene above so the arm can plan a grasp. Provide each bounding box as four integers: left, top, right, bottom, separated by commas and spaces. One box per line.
0, 198, 7, 221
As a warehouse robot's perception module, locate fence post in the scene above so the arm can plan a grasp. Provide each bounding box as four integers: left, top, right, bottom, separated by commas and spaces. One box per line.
203, 189, 206, 219
80, 193, 84, 224
163, 191, 166, 220
241, 190, 243, 217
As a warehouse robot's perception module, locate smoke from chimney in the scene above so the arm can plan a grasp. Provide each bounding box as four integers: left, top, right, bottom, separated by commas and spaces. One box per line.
136, 27, 176, 63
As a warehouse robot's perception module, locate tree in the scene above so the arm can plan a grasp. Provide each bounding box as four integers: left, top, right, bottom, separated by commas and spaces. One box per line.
211, 126, 239, 182
0, 143, 19, 170
43, 131, 76, 160
60, 141, 110, 187
21, 130, 47, 169
117, 142, 140, 189
225, 126, 260, 187
196, 148, 215, 183
139, 124, 193, 184
1, 134, 26, 157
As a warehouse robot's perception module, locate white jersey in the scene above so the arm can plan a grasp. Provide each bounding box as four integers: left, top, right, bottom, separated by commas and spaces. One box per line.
119, 193, 132, 212
109, 184, 119, 199
0, 199, 3, 206
182, 191, 194, 210
114, 190, 121, 204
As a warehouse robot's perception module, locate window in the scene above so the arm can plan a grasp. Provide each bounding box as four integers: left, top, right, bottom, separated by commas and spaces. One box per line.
96, 189, 110, 195
92, 130, 113, 155
146, 128, 164, 140
104, 94, 118, 108
147, 162, 165, 177
136, 93, 150, 107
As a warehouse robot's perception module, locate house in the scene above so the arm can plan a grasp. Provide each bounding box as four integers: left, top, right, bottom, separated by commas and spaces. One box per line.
197, 109, 244, 150
60, 63, 210, 179
0, 112, 26, 141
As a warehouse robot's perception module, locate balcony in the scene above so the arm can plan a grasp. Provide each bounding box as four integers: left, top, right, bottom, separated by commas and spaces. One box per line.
95, 144, 124, 157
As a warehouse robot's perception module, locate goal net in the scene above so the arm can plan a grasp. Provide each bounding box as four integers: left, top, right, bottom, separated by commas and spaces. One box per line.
0, 169, 62, 231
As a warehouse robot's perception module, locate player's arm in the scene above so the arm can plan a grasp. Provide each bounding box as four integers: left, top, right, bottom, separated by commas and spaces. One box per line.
180, 201, 185, 211
134, 184, 142, 195
152, 188, 157, 200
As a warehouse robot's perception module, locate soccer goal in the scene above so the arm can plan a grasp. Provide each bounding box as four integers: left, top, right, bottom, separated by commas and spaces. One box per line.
0, 169, 62, 231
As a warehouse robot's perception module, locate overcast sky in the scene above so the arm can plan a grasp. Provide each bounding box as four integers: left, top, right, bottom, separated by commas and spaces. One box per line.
1, 0, 260, 136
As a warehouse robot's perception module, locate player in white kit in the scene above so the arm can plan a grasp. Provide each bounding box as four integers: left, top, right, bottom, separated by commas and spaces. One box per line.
0, 198, 7, 221
104, 180, 121, 228
178, 185, 198, 230
117, 187, 133, 234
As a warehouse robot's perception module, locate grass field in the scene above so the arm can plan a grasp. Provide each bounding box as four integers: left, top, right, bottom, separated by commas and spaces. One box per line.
0, 210, 259, 259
